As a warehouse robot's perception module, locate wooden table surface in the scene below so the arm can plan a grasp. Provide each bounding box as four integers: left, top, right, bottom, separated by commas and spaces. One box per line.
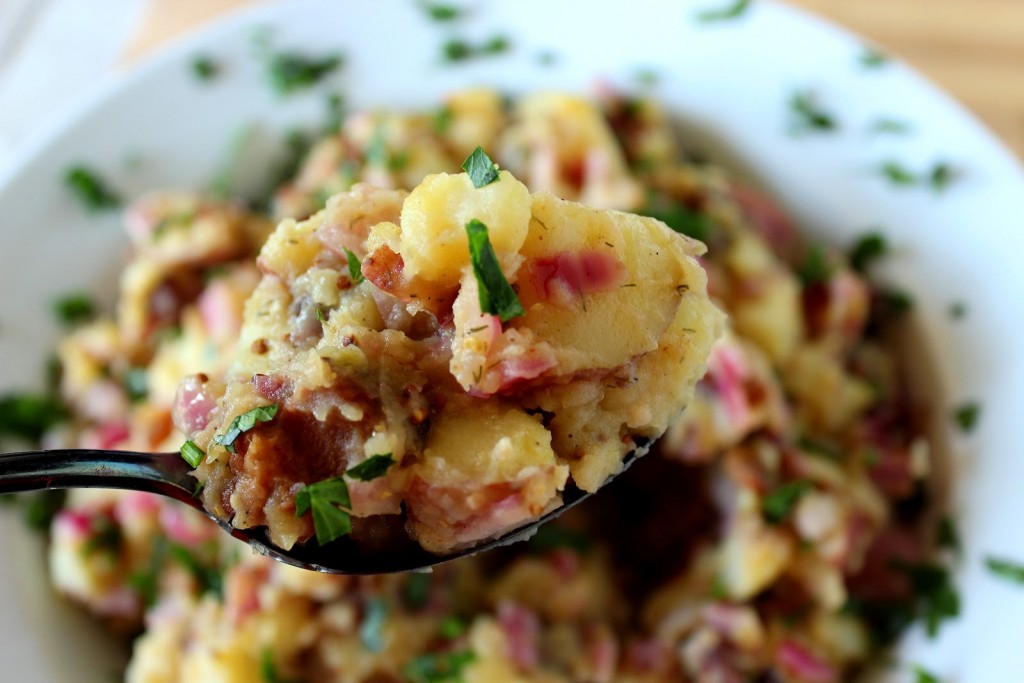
117, 0, 1024, 160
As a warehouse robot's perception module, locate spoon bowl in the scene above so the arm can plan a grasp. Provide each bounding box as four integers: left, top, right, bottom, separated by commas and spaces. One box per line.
0, 446, 644, 573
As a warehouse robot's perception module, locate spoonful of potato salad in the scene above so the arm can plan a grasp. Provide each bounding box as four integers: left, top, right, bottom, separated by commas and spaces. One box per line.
0, 149, 723, 573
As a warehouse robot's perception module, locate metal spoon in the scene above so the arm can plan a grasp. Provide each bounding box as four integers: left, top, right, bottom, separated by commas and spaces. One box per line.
0, 445, 644, 574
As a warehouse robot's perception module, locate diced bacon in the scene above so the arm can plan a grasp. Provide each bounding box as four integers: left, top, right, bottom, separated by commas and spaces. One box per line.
347, 477, 402, 517
225, 563, 270, 625
776, 640, 838, 683
586, 626, 619, 683
867, 446, 916, 500
497, 601, 540, 670
846, 526, 924, 602
623, 638, 671, 673
158, 504, 218, 547
494, 352, 560, 393
91, 587, 141, 617
114, 492, 161, 526
252, 374, 293, 403
546, 548, 580, 579
804, 269, 870, 341
362, 245, 407, 298
705, 342, 751, 427
526, 251, 626, 307
731, 184, 801, 261
173, 374, 218, 436
82, 421, 130, 450
53, 509, 94, 541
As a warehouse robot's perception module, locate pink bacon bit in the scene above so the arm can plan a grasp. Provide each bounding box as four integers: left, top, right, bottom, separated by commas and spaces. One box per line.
497, 601, 541, 671
526, 251, 626, 307
83, 421, 131, 450
226, 562, 270, 625
158, 504, 218, 547
197, 279, 245, 343
731, 183, 801, 262
173, 374, 218, 436
53, 509, 96, 541
624, 638, 672, 674
252, 373, 292, 404
586, 626, 619, 683
776, 640, 838, 683
704, 341, 754, 430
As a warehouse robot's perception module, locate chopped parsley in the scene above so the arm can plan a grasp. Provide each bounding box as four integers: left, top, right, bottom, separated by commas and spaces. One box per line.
180, 440, 206, 468
877, 160, 960, 192
259, 648, 301, 683
403, 649, 477, 683
433, 106, 454, 134
441, 35, 510, 63
403, 572, 432, 609
82, 516, 123, 558
123, 367, 148, 403
985, 556, 1024, 584
639, 192, 714, 242
634, 68, 660, 86
152, 210, 196, 239
879, 160, 918, 186
127, 537, 168, 607
953, 401, 981, 433
345, 453, 395, 481
797, 435, 843, 461
897, 562, 960, 637
929, 162, 958, 193
948, 302, 967, 320
295, 477, 352, 545
536, 51, 558, 66
911, 665, 941, 683
849, 232, 888, 273
439, 615, 467, 640
797, 244, 832, 286
359, 597, 388, 652
465, 219, 524, 322
0, 392, 68, 443
418, 1, 464, 21
859, 46, 890, 68
937, 517, 962, 559
344, 248, 365, 284
869, 118, 912, 135
191, 55, 220, 81
213, 404, 279, 454
365, 128, 409, 172
53, 293, 96, 326
528, 524, 593, 554
789, 89, 838, 133
695, 0, 751, 22
267, 51, 343, 95
64, 165, 121, 212
461, 146, 501, 188
761, 480, 811, 525
167, 540, 222, 602
21, 490, 67, 532
325, 92, 345, 134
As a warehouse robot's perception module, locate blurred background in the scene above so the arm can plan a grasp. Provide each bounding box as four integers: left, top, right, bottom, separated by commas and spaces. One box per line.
1, 0, 1022, 173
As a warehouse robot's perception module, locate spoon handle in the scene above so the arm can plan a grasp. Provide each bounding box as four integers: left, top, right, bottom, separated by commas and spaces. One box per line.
0, 450, 196, 503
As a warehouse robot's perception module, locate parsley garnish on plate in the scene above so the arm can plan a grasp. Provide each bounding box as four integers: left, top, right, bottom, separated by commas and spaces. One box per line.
418, 1, 464, 21
985, 556, 1024, 584
344, 248, 365, 284
849, 231, 888, 273
294, 477, 352, 545
359, 597, 388, 652
180, 440, 206, 468
789, 89, 838, 133
465, 219, 525, 323
461, 146, 500, 188
911, 665, 941, 683
267, 51, 343, 95
938, 516, 962, 558
695, 0, 751, 22
859, 46, 890, 68
897, 562, 960, 638
346, 453, 395, 481
876, 160, 961, 192
948, 302, 967, 320
879, 160, 918, 186
761, 481, 811, 524
441, 35, 510, 63
213, 403, 279, 454
639, 192, 715, 243
191, 55, 220, 81
403, 650, 477, 683
953, 401, 981, 433
168, 543, 223, 599
53, 293, 96, 326
65, 165, 121, 212
869, 118, 912, 136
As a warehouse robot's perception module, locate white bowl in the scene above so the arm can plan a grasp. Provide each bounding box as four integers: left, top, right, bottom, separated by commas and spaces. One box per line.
2, 1, 1023, 680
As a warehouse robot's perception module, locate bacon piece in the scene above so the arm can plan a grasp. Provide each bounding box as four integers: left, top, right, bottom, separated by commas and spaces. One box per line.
173, 375, 218, 436
776, 640, 838, 683
731, 184, 801, 262
525, 250, 626, 307
497, 601, 540, 670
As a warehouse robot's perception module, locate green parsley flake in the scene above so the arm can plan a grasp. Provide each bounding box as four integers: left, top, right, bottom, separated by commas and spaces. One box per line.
859, 46, 890, 68
797, 435, 843, 461
849, 232, 888, 273
461, 146, 501, 188
441, 35, 510, 63
191, 55, 220, 81
695, 0, 751, 22
267, 52, 343, 95
878, 160, 919, 186
528, 524, 593, 554
53, 293, 96, 326
986, 556, 1024, 584
465, 219, 525, 323
419, 1, 463, 21
797, 244, 832, 286
65, 165, 122, 212
439, 614, 467, 639
359, 597, 388, 652
761, 481, 811, 525
346, 453, 395, 481
789, 89, 837, 133
403, 650, 477, 683
259, 647, 301, 683
180, 440, 206, 468
127, 537, 168, 607
0, 392, 68, 443
433, 106, 454, 133
912, 665, 941, 683
325, 92, 345, 134
403, 572, 432, 609
639, 192, 714, 242
938, 516, 962, 558
869, 118, 912, 136
949, 302, 967, 320
22, 490, 66, 532
344, 248, 365, 284
953, 402, 981, 433
213, 404, 279, 454
123, 367, 148, 403
82, 516, 123, 557
898, 562, 960, 637
294, 477, 352, 545
168, 543, 223, 599
929, 162, 958, 193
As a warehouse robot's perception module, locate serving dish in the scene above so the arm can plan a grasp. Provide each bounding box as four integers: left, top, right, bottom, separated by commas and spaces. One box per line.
2, 0, 1023, 680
